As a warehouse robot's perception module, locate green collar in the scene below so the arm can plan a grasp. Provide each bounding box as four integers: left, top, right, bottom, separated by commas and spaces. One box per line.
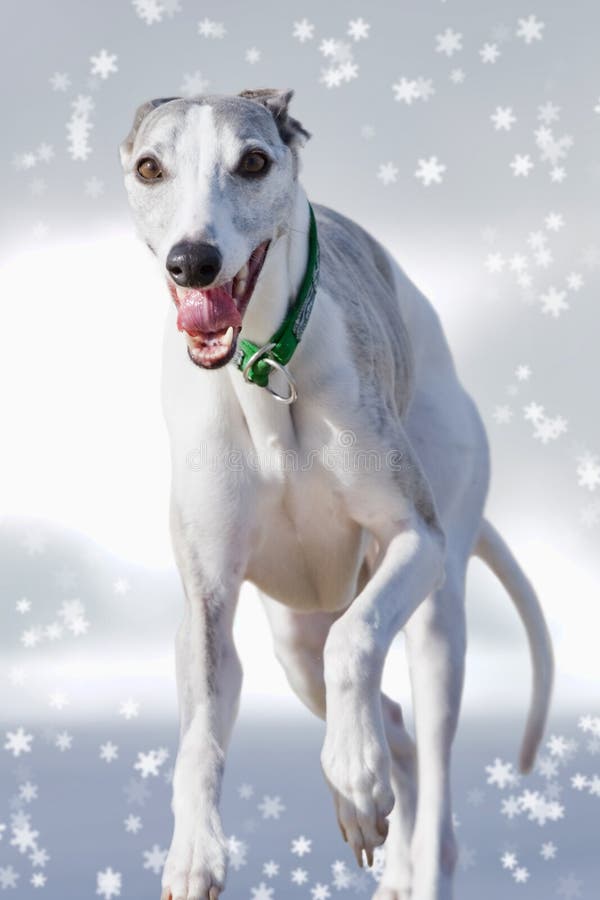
233, 202, 320, 403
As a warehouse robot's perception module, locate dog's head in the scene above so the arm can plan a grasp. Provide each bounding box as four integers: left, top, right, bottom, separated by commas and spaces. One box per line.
119, 89, 310, 368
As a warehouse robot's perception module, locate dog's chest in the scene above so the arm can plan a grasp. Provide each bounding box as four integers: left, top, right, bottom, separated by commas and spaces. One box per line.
245, 431, 366, 612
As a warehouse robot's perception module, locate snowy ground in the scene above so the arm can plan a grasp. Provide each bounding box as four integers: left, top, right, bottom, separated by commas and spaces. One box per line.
1, 709, 598, 899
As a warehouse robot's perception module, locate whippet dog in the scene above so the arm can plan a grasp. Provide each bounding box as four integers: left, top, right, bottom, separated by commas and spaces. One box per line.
119, 88, 554, 900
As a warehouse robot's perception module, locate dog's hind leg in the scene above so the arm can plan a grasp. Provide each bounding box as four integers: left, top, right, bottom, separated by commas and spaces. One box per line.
260, 596, 416, 893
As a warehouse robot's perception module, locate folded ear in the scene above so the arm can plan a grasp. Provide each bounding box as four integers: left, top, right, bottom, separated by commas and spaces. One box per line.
238, 88, 311, 150
119, 97, 179, 167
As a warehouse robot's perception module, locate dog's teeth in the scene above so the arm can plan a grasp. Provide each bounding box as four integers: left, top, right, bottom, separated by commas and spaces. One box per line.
223, 326, 234, 347
237, 262, 250, 282
233, 278, 247, 300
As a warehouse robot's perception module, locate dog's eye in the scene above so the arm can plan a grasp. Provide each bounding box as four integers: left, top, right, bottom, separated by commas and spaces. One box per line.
238, 151, 269, 176
136, 157, 163, 181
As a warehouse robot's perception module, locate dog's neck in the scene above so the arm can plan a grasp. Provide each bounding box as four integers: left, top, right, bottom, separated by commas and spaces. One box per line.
238, 181, 311, 348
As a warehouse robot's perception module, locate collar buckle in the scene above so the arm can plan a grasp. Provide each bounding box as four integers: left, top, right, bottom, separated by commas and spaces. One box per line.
242, 341, 298, 404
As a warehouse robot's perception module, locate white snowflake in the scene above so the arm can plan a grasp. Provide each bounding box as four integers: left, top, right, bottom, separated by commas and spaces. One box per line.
100, 742, 119, 763
541, 841, 557, 860
576, 453, 600, 491
348, 18, 370, 41
250, 882, 274, 899
291, 835, 312, 857
516, 14, 545, 44
90, 50, 118, 80
198, 18, 226, 39
486, 758, 518, 789
510, 154, 534, 177
96, 867, 122, 898
491, 106, 517, 131
557, 873, 583, 898
227, 834, 248, 870
480, 43, 501, 63
415, 156, 446, 186
4, 728, 33, 758
291, 867, 309, 884
435, 28, 463, 57
377, 162, 399, 186
119, 699, 140, 720
0, 867, 19, 889
293, 18, 314, 43
124, 814, 142, 834
132, 0, 164, 25
245, 47, 261, 64
142, 844, 167, 874
540, 286, 568, 318
50, 72, 70, 91
55, 731, 73, 751
258, 795, 286, 819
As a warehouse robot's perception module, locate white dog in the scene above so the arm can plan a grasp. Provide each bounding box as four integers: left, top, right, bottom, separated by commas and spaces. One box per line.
119, 88, 554, 900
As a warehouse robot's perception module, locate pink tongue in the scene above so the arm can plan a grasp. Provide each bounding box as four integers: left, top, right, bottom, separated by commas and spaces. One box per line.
176, 287, 242, 336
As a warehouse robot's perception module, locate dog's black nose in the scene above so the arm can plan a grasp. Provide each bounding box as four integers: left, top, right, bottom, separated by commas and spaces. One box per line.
166, 241, 223, 288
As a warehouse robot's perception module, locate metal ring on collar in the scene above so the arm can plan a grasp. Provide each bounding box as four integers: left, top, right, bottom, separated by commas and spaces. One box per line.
242, 342, 298, 404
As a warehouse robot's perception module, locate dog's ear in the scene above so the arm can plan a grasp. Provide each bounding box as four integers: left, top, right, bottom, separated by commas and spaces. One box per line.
238, 88, 311, 150
119, 97, 180, 167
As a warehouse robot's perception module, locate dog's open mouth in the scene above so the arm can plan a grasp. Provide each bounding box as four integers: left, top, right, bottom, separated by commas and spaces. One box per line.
167, 240, 270, 369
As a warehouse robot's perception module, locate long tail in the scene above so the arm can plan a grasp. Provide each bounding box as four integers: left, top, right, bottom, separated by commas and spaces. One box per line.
473, 519, 554, 774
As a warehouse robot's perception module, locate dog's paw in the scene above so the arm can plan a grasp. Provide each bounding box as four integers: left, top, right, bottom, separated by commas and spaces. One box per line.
161, 820, 227, 900
320, 725, 395, 867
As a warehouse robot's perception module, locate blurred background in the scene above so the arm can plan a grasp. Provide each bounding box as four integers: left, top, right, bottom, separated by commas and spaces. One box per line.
1, 1, 598, 897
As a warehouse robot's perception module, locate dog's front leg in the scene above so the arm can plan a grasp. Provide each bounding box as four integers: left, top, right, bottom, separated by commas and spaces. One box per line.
320, 509, 445, 871
161, 502, 244, 900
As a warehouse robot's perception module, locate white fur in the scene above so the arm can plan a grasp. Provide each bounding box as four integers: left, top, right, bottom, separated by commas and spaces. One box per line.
120, 97, 553, 900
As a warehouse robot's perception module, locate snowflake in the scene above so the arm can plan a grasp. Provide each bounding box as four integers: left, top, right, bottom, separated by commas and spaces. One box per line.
311, 885, 331, 899
124, 814, 142, 834
132, 0, 164, 25
31, 872, 46, 887
291, 835, 312, 857
250, 882, 274, 899
347, 18, 370, 41
566, 272, 583, 291
458, 844, 476, 871
18, 782, 38, 803
541, 841, 557, 860
435, 28, 463, 57
486, 758, 517, 789
392, 77, 421, 105
262, 860, 279, 878
16, 597, 31, 614
134, 750, 165, 778
84, 177, 105, 199
493, 405, 513, 424
293, 18, 315, 43
0, 867, 19, 889
198, 18, 226, 39
480, 43, 501, 63
4, 728, 33, 758
11, 822, 38, 854
491, 106, 517, 131
516, 14, 545, 44
227, 835, 248, 870
119, 699, 140, 720
90, 50, 118, 80
245, 47, 261, 64
415, 156, 446, 186
55, 731, 73, 751
501, 851, 517, 870
377, 162, 399, 186
143, 844, 167, 874
576, 454, 600, 491
96, 867, 122, 898
258, 795, 286, 819
30, 848, 50, 867
291, 867, 309, 884
100, 742, 119, 763
510, 154, 534, 177
557, 873, 583, 899
513, 866, 529, 883
540, 286, 569, 318
49, 691, 69, 710
501, 795, 521, 819
50, 72, 70, 91
450, 68, 465, 84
